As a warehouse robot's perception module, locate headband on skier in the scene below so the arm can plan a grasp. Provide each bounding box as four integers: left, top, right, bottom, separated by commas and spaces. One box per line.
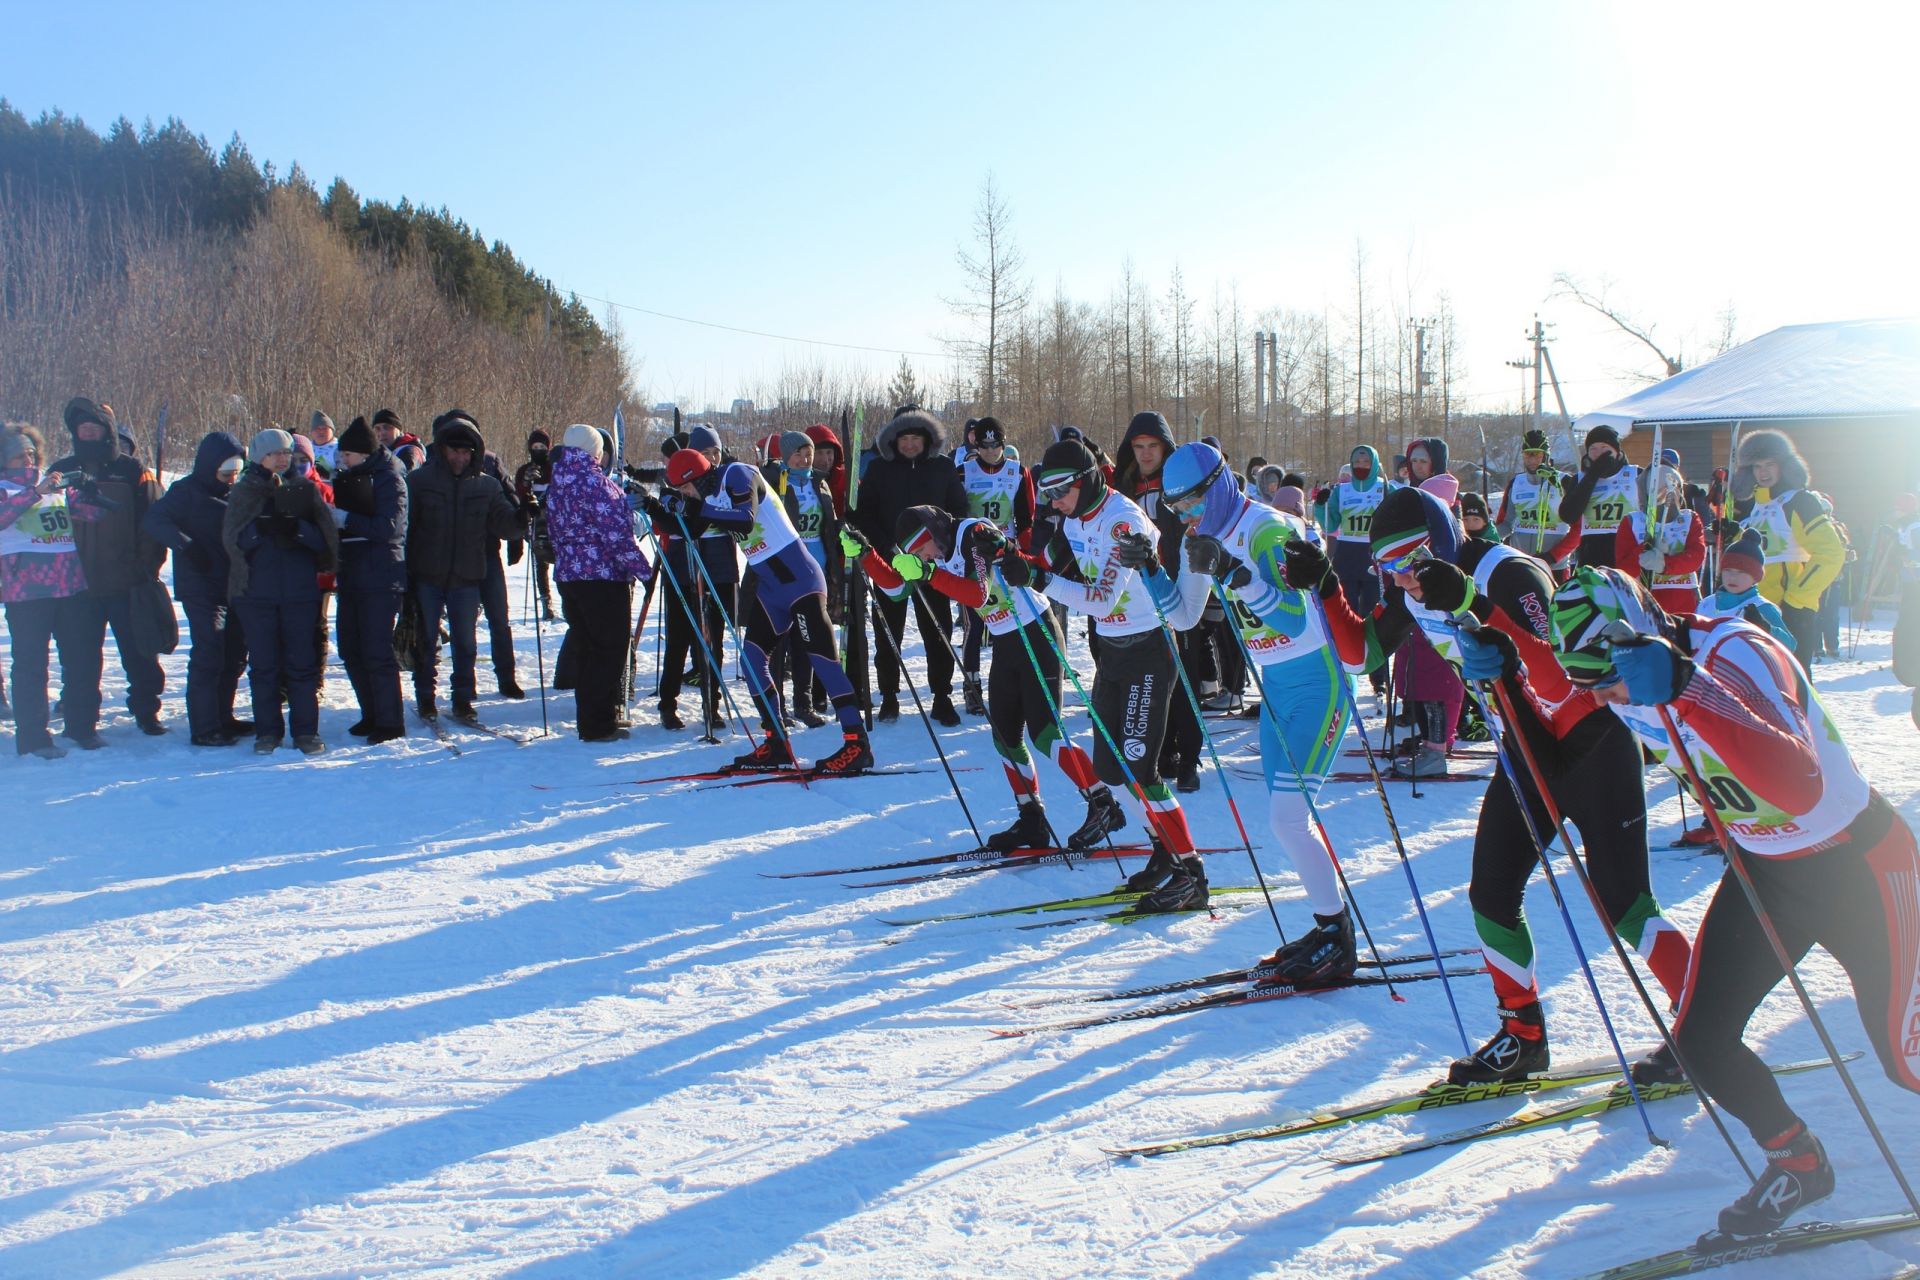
1373, 530, 1432, 574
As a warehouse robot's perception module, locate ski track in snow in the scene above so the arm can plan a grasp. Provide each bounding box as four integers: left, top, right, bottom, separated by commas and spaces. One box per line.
1, 559, 1916, 1279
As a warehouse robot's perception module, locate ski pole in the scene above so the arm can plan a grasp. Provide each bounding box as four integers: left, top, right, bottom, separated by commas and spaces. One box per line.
1460, 623, 1668, 1148
1647, 693, 1918, 1210
862, 575, 984, 850
531, 562, 549, 737
1307, 590, 1473, 1055
1138, 576, 1291, 946
639, 522, 756, 754
669, 508, 799, 770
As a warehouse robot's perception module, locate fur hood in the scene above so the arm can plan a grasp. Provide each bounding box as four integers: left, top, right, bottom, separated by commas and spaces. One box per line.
875, 409, 946, 462
1736, 429, 1811, 491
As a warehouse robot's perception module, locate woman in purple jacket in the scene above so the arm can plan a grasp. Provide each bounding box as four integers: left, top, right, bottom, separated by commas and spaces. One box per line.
546, 424, 652, 741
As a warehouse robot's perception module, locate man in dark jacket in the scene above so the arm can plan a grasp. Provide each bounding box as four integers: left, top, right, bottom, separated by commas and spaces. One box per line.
330, 416, 409, 743
478, 448, 526, 699
852, 408, 967, 723
405, 411, 526, 723
141, 431, 252, 745
513, 429, 558, 620
49, 396, 167, 743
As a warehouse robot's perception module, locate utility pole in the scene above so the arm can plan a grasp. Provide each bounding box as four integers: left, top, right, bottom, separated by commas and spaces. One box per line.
1253, 330, 1265, 431
1506, 354, 1535, 432
1531, 316, 1548, 429
1410, 317, 1434, 434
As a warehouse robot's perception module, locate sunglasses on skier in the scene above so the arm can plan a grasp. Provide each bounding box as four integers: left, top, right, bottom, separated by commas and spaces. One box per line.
1035, 468, 1092, 502
1375, 541, 1433, 575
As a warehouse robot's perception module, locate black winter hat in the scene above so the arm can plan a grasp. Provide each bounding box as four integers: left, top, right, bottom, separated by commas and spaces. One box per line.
1037, 438, 1096, 481
372, 407, 402, 429
338, 416, 377, 454
62, 396, 115, 435
1459, 491, 1492, 523
528, 429, 551, 447
1583, 423, 1622, 451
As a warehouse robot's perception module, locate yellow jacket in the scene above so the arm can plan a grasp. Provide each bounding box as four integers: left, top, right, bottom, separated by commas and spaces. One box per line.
1742, 485, 1845, 610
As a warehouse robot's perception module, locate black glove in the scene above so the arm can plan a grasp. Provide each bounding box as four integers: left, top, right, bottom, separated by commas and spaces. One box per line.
507, 540, 525, 566
966, 523, 1007, 556
1186, 534, 1252, 589
1715, 517, 1742, 544
1112, 529, 1159, 574
639, 493, 668, 522
1588, 451, 1626, 479
999, 553, 1047, 591
1280, 537, 1337, 598
1412, 559, 1473, 616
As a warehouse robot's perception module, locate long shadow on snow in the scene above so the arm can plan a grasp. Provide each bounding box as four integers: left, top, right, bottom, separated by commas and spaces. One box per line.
0, 944, 1065, 1279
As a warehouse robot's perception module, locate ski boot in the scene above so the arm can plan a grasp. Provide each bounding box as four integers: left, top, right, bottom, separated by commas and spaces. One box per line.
1447, 1000, 1550, 1083
1391, 743, 1450, 778
731, 734, 799, 772
1124, 840, 1178, 893
452, 698, 481, 726
986, 801, 1051, 853
1068, 785, 1127, 851
962, 675, 987, 717
1714, 1124, 1833, 1240
1629, 1039, 1687, 1086
814, 729, 875, 776
1129, 857, 1209, 913
1259, 908, 1356, 988
1175, 758, 1201, 794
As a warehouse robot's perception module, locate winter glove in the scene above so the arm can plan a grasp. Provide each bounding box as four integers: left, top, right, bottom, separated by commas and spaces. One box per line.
998, 553, 1047, 591
1185, 534, 1228, 576
1638, 545, 1666, 573
1280, 537, 1338, 598
1412, 559, 1475, 617
967, 523, 1008, 555
330, 506, 350, 530
1715, 517, 1742, 544
890, 552, 931, 584
1588, 451, 1626, 480
1730, 465, 1756, 503
507, 540, 525, 566
1457, 623, 1519, 682
838, 526, 869, 560
1609, 632, 1695, 706
1112, 528, 1160, 575
639, 493, 668, 522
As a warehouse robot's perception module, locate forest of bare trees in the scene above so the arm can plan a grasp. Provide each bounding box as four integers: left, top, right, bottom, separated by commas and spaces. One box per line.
1, 106, 635, 464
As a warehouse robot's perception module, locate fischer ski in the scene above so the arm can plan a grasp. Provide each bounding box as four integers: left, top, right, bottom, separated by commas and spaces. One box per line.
881, 883, 1269, 927
1104, 1055, 1636, 1159
1330, 1054, 1855, 1165
1574, 1211, 1920, 1280
1013, 947, 1482, 1009
848, 845, 1243, 889
995, 965, 1485, 1038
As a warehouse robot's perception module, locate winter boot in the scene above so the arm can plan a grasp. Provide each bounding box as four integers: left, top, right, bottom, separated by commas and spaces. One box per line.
498, 677, 526, 700
1175, 758, 1201, 794
1130, 858, 1209, 913
1201, 688, 1241, 712
1261, 908, 1357, 987
962, 675, 987, 717
1124, 840, 1178, 893
60, 727, 107, 750
135, 715, 167, 736
1239, 700, 1261, 720
793, 699, 829, 729
659, 701, 685, 730
366, 725, 406, 744
295, 735, 327, 757
930, 693, 961, 727
879, 693, 901, 723
1715, 1125, 1834, 1239
705, 705, 726, 733
1448, 1000, 1550, 1083
731, 734, 799, 772
987, 801, 1052, 853
417, 693, 439, 721
347, 718, 371, 737
814, 729, 875, 776
452, 698, 481, 725
26, 742, 67, 760
1068, 786, 1128, 851
253, 735, 279, 755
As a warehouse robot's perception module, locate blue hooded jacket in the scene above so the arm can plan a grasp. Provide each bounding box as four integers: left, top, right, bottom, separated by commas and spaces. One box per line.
142, 431, 245, 606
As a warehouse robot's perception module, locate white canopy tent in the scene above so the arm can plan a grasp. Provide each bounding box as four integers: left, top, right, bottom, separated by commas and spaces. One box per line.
1574, 317, 1920, 437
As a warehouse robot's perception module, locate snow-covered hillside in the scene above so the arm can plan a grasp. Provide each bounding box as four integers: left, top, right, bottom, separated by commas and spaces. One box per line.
3, 561, 1916, 1279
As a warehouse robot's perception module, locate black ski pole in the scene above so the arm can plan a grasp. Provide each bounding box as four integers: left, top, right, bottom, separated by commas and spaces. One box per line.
862, 575, 984, 849
670, 508, 799, 770
640, 522, 753, 749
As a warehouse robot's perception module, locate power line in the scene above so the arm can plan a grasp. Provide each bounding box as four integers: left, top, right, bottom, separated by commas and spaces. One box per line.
563, 288, 948, 360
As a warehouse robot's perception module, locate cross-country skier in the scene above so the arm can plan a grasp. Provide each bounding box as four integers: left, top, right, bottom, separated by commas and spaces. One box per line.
1557, 424, 1644, 569
1494, 429, 1575, 573
1324, 444, 1394, 695
850, 504, 1105, 851
1132, 442, 1367, 981
1285, 484, 1692, 1081
664, 448, 874, 774
955, 416, 1034, 717
1616, 460, 1707, 615
1001, 436, 1205, 912
1552, 566, 1920, 1238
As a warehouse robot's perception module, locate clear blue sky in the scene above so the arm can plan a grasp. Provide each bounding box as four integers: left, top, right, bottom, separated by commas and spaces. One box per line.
7, 1, 1916, 418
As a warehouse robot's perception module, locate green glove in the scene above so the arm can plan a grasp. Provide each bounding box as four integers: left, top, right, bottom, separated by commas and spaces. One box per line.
891, 552, 931, 584
839, 527, 868, 560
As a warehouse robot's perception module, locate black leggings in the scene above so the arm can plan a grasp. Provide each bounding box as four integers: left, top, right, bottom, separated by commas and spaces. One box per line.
1089, 630, 1173, 790
989, 619, 1065, 748
659, 562, 728, 712
874, 587, 954, 697
1675, 795, 1920, 1140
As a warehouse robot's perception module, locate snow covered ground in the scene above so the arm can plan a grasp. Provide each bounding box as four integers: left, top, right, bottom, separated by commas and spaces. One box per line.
2, 560, 1917, 1279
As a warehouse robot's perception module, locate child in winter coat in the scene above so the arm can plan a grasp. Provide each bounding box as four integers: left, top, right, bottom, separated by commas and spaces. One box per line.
1698, 530, 1795, 650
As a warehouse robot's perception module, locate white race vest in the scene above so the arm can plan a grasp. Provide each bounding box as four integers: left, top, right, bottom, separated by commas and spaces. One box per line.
1332, 481, 1388, 544
0, 481, 77, 558
962, 458, 1023, 536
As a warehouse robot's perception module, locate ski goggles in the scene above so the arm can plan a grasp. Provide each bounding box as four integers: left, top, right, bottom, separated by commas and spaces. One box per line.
1374, 539, 1433, 575
1035, 467, 1092, 503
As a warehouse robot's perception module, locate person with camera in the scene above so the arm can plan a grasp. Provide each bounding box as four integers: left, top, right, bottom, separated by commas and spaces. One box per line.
142, 431, 252, 746
514, 429, 559, 621
222, 428, 339, 755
